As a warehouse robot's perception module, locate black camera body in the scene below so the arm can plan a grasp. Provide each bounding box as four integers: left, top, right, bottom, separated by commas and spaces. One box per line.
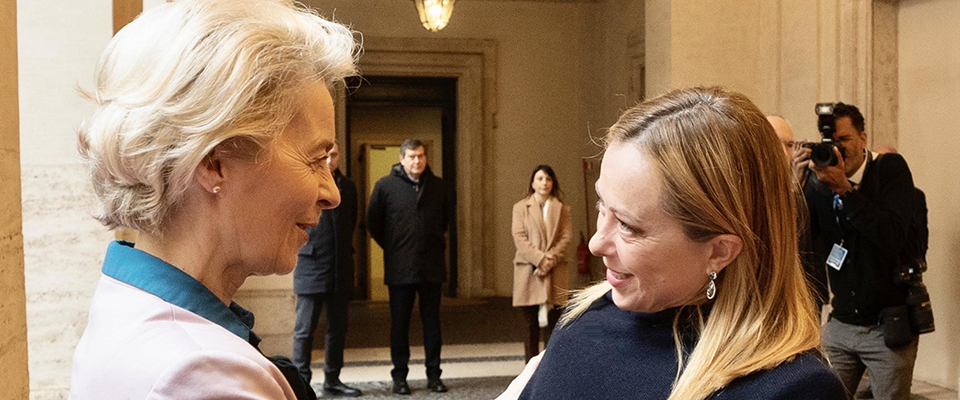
803, 103, 843, 167
905, 279, 936, 334
895, 258, 935, 334
895, 258, 927, 284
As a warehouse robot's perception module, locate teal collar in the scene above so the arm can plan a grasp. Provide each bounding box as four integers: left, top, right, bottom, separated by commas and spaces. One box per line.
101, 240, 261, 347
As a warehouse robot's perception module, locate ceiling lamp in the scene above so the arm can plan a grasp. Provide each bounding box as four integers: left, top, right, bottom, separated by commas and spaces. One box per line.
413, 0, 456, 32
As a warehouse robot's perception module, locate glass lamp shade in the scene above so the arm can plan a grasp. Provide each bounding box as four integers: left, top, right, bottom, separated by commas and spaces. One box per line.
413, 0, 455, 32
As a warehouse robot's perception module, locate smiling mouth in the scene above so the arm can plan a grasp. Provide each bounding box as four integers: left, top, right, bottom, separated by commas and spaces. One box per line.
608, 269, 630, 280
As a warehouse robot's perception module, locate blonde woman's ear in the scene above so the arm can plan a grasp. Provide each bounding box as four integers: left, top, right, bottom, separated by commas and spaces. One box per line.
706, 234, 743, 273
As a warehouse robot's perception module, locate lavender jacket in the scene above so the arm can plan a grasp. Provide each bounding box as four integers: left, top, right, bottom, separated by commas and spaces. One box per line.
68, 241, 296, 400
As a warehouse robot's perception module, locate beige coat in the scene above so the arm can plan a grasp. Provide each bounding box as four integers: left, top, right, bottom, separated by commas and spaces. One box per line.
511, 196, 573, 307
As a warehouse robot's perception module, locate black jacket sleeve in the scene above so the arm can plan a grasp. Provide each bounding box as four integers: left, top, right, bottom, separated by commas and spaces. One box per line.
367, 180, 386, 246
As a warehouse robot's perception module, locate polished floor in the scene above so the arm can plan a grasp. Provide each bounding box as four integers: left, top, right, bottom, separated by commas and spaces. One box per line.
309, 343, 522, 399
305, 297, 957, 399
309, 343, 958, 399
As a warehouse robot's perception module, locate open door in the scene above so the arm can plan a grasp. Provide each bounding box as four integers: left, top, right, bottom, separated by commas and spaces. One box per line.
361, 144, 401, 301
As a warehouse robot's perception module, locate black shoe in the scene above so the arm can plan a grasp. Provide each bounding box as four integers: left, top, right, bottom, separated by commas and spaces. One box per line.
322, 379, 362, 397
392, 381, 411, 395
427, 379, 448, 393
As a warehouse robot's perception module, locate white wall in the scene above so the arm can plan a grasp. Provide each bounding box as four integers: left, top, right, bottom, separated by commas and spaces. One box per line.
18, 0, 111, 165
898, 0, 960, 389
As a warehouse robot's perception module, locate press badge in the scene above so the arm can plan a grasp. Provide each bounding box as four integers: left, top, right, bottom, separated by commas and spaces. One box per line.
826, 243, 848, 271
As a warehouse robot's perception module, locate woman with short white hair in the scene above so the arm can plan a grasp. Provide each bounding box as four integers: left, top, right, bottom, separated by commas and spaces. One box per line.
68, 1, 358, 399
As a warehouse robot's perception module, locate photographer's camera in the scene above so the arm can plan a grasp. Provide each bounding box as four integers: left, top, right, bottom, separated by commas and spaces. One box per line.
803, 102, 843, 167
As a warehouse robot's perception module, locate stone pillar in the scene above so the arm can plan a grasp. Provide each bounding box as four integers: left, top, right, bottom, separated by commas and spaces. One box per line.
870, 0, 898, 148
644, 0, 781, 110
644, 0, 892, 144
113, 0, 142, 33
0, 0, 30, 398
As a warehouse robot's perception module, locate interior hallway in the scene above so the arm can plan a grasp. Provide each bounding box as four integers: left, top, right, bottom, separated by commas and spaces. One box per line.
7, 0, 960, 397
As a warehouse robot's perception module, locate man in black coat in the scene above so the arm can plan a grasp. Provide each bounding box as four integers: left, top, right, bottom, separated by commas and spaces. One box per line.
367, 139, 449, 395
793, 103, 918, 400
292, 143, 362, 397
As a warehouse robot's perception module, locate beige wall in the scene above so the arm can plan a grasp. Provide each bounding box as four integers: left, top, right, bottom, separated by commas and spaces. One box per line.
898, 0, 960, 389
645, 0, 883, 144
1, 0, 30, 398
305, 0, 601, 296
670, 1, 781, 110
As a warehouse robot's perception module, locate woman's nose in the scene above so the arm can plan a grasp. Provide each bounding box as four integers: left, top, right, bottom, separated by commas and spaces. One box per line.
318, 190, 340, 209
589, 216, 611, 257
317, 172, 341, 210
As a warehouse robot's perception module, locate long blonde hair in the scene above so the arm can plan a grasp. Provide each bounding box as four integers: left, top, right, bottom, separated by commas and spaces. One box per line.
563, 87, 821, 400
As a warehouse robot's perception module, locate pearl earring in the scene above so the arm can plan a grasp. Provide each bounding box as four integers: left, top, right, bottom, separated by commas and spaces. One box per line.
212, 186, 221, 194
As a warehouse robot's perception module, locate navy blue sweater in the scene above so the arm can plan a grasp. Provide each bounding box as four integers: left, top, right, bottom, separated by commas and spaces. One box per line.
519, 292, 846, 400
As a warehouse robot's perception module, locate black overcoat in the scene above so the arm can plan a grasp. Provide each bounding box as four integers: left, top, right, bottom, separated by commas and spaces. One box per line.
293, 170, 358, 296
367, 163, 448, 285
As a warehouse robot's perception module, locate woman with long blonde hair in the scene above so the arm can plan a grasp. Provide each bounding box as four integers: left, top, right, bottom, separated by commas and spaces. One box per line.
497, 87, 844, 400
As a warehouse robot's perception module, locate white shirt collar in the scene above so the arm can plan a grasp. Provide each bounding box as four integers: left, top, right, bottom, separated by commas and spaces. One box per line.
848, 150, 876, 186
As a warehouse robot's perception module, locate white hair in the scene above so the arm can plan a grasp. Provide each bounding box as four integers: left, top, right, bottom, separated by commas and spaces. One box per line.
78, 0, 360, 235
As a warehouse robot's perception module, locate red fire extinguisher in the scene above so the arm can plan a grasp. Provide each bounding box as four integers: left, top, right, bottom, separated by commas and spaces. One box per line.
577, 232, 591, 276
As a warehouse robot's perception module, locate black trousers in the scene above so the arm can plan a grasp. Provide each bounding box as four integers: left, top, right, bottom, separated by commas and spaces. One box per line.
520, 305, 561, 362
388, 283, 443, 382
292, 293, 349, 385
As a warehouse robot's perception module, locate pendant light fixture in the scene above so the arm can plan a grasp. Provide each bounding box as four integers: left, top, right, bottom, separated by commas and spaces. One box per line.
413, 0, 456, 32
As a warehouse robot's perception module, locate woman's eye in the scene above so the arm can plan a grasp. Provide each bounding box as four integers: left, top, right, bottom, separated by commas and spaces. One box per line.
618, 219, 639, 235
309, 157, 328, 170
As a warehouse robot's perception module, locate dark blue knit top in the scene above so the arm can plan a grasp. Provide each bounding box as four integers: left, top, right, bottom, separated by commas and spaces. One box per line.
518, 291, 846, 400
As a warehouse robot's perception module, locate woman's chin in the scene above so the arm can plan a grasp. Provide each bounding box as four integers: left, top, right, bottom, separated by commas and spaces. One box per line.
277, 258, 298, 275
610, 290, 659, 313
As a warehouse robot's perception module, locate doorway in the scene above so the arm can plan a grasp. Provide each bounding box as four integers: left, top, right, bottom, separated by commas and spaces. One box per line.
345, 76, 458, 300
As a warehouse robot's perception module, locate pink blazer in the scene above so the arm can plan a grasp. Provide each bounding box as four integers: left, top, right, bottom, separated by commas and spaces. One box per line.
68, 276, 297, 400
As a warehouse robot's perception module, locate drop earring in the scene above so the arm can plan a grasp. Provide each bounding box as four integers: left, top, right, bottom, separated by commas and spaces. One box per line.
706, 271, 717, 300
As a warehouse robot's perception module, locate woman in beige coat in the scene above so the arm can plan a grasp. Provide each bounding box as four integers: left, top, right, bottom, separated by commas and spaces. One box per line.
512, 165, 573, 361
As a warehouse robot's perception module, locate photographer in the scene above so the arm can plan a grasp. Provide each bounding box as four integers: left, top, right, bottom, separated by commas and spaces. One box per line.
793, 103, 919, 400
